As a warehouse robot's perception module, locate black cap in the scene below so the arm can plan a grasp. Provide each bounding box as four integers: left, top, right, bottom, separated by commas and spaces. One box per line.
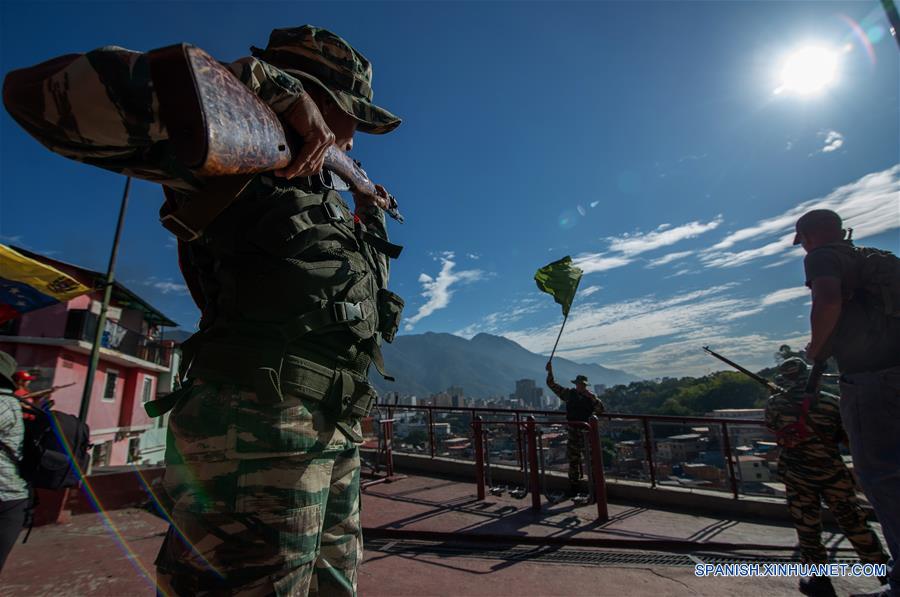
793, 209, 842, 245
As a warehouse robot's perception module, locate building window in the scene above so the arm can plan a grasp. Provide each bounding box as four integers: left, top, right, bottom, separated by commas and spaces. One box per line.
92, 441, 112, 468
103, 370, 119, 401
142, 377, 154, 403
128, 438, 141, 464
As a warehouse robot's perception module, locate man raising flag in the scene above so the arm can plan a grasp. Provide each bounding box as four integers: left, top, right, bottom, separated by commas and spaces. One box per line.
534, 257, 604, 496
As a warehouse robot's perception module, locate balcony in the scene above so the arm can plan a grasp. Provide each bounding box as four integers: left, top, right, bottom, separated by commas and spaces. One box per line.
64, 309, 169, 367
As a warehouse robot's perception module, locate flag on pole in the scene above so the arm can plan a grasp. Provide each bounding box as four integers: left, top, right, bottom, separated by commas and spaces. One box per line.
0, 244, 92, 323
534, 256, 584, 316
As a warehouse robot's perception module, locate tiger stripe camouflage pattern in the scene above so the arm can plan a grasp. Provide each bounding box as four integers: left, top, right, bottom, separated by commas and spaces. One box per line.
155, 381, 362, 595
3, 47, 305, 191
765, 383, 888, 565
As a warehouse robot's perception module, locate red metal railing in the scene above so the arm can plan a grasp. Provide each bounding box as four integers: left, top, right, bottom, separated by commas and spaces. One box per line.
473, 415, 609, 520
377, 403, 770, 502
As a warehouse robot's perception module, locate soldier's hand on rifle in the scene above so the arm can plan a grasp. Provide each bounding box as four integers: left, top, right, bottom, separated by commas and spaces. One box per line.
275, 91, 335, 179
352, 183, 390, 211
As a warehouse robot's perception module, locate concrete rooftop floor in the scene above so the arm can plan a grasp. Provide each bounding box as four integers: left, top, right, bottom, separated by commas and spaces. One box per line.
0, 473, 889, 596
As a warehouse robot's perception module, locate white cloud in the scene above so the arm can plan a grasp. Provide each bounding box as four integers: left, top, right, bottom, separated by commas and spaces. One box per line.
606, 216, 723, 257
581, 285, 602, 297
0, 234, 24, 245
702, 165, 900, 269
404, 252, 484, 330
760, 286, 808, 306
589, 201, 600, 208
571, 252, 633, 274
466, 253, 480, 260
494, 282, 813, 378
152, 281, 189, 295
646, 250, 694, 268
454, 298, 544, 338
820, 130, 844, 153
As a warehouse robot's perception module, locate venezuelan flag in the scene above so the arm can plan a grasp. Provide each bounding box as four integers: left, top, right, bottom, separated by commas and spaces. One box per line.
0, 244, 91, 323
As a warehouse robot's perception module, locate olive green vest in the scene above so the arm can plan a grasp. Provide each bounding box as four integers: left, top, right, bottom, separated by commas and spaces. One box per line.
166, 174, 404, 423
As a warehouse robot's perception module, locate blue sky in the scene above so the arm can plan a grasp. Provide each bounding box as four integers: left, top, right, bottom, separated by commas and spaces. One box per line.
1, 1, 898, 378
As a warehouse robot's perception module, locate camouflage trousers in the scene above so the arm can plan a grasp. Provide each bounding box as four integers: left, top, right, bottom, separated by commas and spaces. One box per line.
155, 381, 363, 596
567, 428, 585, 483
783, 466, 888, 565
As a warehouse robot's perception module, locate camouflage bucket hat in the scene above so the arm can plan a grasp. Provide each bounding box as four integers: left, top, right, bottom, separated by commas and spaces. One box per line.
251, 25, 401, 135
572, 374, 589, 385
778, 357, 809, 379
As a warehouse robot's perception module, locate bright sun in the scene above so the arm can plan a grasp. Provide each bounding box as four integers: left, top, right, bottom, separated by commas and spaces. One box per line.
775, 46, 839, 96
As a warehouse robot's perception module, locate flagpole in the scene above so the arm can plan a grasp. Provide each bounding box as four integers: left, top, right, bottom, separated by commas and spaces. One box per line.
548, 313, 569, 362
78, 177, 131, 423
548, 273, 581, 362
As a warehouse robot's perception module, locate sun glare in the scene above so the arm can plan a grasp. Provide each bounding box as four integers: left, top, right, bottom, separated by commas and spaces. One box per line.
774, 46, 839, 96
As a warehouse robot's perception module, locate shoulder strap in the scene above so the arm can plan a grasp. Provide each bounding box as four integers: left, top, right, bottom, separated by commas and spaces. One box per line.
161, 175, 254, 241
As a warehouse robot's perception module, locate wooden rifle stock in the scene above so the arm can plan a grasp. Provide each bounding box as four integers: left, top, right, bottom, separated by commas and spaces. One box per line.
147, 44, 402, 221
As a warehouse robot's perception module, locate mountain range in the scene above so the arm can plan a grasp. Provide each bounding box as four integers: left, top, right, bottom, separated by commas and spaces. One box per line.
373, 332, 636, 398
163, 330, 637, 398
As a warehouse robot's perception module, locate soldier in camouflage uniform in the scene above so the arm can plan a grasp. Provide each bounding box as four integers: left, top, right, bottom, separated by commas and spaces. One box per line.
4, 25, 404, 596
765, 358, 888, 597
545, 363, 604, 494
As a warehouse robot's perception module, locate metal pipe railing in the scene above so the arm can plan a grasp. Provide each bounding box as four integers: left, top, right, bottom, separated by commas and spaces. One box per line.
470, 417, 609, 520
590, 416, 609, 521
389, 403, 769, 501
474, 416, 485, 500
525, 416, 540, 511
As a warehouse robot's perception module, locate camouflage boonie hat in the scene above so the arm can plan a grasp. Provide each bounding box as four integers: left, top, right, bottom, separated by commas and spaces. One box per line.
778, 357, 809, 379
251, 25, 401, 134
572, 374, 589, 385
0, 351, 18, 390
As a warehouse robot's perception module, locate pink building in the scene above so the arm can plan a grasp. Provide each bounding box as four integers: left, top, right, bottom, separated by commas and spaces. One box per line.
0, 250, 177, 467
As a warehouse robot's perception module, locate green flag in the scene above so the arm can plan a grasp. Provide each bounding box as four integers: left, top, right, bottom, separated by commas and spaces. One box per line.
534, 256, 583, 316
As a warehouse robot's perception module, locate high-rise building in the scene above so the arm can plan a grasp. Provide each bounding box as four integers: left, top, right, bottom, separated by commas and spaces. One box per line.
514, 379, 544, 409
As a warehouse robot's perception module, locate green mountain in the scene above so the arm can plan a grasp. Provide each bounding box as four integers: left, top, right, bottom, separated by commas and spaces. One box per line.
371, 332, 636, 399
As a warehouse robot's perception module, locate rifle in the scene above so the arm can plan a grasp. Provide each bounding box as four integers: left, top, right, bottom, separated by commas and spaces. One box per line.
146, 43, 403, 239
22, 382, 76, 400
701, 346, 783, 393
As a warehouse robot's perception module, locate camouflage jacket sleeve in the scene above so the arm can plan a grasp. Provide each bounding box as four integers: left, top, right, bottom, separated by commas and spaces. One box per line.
546, 376, 569, 401
4, 48, 305, 190
593, 396, 605, 415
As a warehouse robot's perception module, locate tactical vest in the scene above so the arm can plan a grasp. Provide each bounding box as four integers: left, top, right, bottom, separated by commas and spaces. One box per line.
161, 174, 404, 425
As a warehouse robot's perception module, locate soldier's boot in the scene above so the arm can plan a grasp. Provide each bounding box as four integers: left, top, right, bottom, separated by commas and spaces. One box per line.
799, 576, 837, 597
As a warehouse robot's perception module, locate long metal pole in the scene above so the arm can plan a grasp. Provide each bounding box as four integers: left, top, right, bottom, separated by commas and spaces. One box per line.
548, 313, 569, 362
78, 177, 131, 422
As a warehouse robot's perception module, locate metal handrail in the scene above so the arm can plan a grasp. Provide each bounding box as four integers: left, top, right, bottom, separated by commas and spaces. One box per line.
380, 402, 771, 502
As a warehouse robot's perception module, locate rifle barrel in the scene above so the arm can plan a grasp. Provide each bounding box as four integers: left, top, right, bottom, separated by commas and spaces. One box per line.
702, 346, 781, 392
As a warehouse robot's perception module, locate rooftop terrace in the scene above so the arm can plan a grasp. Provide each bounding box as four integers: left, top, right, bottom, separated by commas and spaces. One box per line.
1, 470, 887, 596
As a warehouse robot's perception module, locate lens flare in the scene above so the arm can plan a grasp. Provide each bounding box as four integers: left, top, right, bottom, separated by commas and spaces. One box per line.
45, 411, 224, 594
839, 14, 877, 65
